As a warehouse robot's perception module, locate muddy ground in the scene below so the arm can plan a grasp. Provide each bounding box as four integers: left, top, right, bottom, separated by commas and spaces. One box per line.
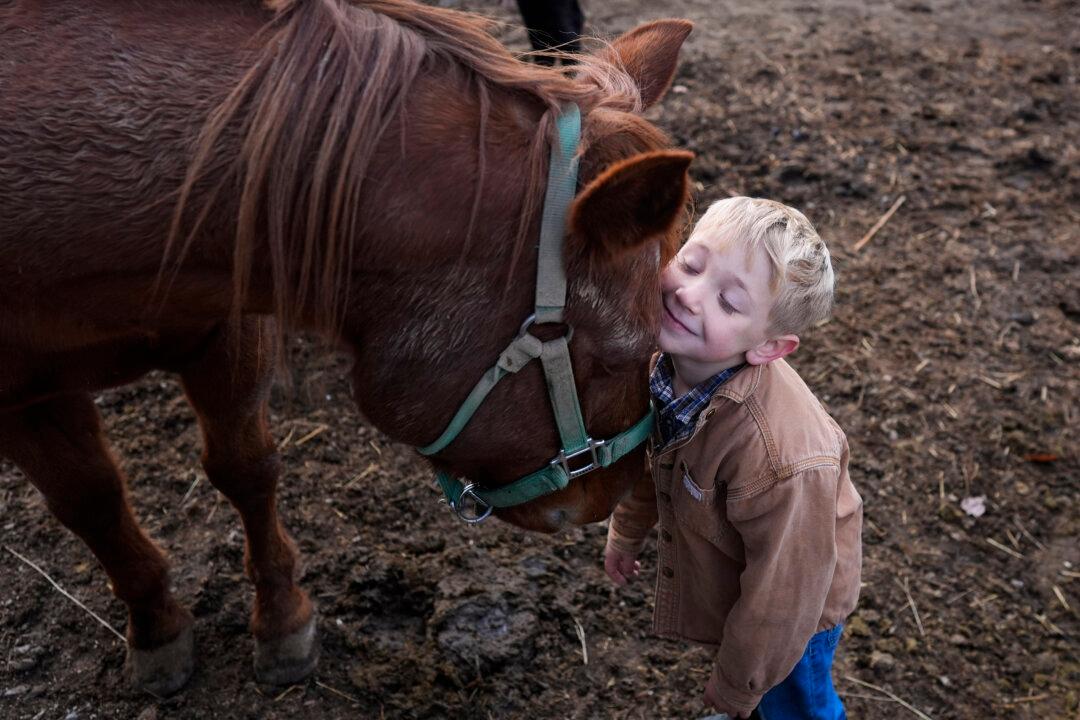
1, 0, 1077, 718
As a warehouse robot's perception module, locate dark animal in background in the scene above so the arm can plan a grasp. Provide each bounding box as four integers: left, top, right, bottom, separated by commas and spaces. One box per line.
516, 0, 584, 63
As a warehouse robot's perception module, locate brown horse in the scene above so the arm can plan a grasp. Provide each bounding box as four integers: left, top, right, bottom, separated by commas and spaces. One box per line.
0, 0, 692, 696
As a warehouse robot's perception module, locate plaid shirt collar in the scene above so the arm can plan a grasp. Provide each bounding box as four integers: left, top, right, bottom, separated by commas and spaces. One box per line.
650, 353, 744, 450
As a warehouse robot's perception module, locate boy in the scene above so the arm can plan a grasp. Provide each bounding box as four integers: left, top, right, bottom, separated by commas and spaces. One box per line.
605, 197, 862, 719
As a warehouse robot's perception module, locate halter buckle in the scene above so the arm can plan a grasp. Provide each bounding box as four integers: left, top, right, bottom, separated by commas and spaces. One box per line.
551, 438, 606, 480
450, 482, 494, 524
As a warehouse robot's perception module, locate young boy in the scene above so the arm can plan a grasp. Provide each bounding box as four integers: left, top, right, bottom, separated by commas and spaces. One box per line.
605, 197, 862, 719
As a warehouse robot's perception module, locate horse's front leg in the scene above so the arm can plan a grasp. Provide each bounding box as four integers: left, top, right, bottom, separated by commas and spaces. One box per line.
0, 394, 195, 696
179, 317, 317, 685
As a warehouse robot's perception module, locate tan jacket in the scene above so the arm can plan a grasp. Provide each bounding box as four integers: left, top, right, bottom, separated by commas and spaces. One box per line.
607, 358, 863, 714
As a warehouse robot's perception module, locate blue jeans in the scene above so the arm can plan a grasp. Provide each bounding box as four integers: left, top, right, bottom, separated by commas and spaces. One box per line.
756, 625, 846, 720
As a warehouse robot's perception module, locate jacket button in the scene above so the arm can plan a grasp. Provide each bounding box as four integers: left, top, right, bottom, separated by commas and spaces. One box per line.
658, 492, 672, 504
662, 567, 674, 578
661, 530, 672, 542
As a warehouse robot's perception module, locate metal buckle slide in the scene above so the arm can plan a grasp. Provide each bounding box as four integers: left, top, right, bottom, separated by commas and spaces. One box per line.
551, 438, 606, 480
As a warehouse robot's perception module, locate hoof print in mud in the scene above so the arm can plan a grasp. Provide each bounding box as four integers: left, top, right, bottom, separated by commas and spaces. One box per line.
434, 595, 538, 675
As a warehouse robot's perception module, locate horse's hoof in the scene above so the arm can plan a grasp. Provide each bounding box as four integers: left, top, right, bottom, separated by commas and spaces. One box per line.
253, 614, 319, 685
126, 624, 195, 697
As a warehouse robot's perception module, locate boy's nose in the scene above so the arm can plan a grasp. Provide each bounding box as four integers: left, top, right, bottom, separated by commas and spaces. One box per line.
674, 285, 699, 314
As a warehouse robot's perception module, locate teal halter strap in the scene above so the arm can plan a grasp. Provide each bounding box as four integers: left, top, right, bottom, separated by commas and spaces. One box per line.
418, 104, 655, 523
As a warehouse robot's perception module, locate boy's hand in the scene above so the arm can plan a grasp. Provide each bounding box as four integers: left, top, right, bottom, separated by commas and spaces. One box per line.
603, 544, 641, 586
704, 676, 752, 719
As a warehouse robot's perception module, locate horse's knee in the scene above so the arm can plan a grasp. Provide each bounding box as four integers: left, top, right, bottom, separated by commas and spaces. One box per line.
201, 448, 280, 499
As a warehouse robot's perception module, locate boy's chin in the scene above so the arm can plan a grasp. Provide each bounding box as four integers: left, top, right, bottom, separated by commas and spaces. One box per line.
657, 328, 684, 354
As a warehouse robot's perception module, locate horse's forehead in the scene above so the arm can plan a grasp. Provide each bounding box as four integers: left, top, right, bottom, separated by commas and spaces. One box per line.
571, 250, 659, 355
581, 108, 671, 159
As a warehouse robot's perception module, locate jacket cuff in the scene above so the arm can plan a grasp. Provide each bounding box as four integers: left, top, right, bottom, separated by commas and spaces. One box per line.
606, 521, 648, 556
709, 662, 763, 715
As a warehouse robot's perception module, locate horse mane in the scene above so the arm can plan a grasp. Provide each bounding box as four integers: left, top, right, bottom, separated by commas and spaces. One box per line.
163, 0, 643, 335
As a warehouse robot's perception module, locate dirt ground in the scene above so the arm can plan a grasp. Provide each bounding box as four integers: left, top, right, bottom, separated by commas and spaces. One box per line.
1, 0, 1077, 718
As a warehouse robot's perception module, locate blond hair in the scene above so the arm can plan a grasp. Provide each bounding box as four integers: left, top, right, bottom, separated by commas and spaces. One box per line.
690, 197, 834, 336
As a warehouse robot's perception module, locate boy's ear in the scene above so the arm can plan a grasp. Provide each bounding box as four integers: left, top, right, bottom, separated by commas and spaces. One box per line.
746, 335, 800, 366
597, 20, 694, 109
569, 150, 693, 259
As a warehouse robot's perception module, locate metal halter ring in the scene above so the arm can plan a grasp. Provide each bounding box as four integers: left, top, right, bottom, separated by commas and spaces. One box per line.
451, 482, 494, 524
517, 313, 573, 342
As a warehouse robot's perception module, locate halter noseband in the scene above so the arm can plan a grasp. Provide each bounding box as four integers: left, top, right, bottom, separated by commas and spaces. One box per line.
416, 104, 655, 523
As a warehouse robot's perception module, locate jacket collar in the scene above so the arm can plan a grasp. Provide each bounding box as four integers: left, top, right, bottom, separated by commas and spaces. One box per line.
710, 360, 766, 404
648, 352, 769, 407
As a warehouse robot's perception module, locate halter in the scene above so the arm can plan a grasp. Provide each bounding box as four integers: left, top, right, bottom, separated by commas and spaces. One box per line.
418, 104, 655, 523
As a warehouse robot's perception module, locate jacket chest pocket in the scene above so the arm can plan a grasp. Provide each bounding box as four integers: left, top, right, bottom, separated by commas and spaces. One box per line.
671, 461, 730, 544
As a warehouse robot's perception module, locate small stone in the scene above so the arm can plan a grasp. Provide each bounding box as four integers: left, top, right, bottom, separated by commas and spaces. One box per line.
960, 495, 986, 518
905, 637, 919, 652
1034, 652, 1058, 673
519, 556, 548, 578
1009, 311, 1036, 326
65, 712, 80, 720
870, 650, 896, 672
672, 84, 689, 94
877, 638, 903, 655
939, 676, 952, 687
2, 685, 29, 698
846, 615, 871, 637
8, 656, 39, 672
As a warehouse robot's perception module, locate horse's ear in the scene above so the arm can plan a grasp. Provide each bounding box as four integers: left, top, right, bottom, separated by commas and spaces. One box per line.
569, 150, 693, 258
599, 20, 693, 109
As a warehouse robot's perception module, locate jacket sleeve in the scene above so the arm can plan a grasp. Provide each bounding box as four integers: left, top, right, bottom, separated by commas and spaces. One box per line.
709, 463, 842, 713
606, 464, 659, 556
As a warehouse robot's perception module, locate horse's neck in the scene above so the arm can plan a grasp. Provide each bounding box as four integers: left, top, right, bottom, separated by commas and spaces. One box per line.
341, 83, 551, 438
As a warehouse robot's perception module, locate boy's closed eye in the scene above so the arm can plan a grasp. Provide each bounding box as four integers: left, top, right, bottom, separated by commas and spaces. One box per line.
678, 256, 700, 274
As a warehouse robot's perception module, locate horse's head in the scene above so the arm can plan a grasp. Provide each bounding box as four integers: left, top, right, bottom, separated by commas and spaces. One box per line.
493, 23, 695, 531
347, 20, 694, 532
164, 3, 691, 533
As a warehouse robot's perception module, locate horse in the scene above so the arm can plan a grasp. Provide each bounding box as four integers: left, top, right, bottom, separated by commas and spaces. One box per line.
0, 0, 693, 696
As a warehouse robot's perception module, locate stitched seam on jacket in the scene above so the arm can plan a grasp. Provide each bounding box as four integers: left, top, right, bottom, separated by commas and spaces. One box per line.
744, 395, 780, 470
728, 457, 841, 502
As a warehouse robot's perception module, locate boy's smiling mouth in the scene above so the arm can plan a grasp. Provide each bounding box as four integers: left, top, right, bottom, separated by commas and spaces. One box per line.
662, 299, 694, 335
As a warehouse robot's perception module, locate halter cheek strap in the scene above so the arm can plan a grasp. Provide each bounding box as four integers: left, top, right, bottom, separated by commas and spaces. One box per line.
417, 104, 655, 523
